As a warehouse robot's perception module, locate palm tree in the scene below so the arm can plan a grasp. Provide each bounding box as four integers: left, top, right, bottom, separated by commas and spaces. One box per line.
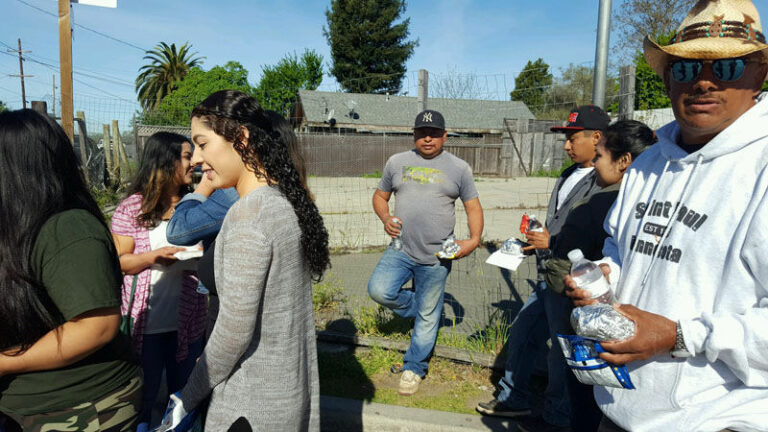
135, 42, 203, 111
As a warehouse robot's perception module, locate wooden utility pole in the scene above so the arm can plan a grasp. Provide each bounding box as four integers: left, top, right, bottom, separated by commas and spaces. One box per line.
8, 39, 33, 109
58, 0, 74, 143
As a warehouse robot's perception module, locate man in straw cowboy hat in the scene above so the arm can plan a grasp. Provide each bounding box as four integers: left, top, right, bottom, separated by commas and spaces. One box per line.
564, 0, 768, 431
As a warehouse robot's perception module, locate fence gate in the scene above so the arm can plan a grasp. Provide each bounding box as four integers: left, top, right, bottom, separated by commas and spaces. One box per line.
502, 118, 567, 177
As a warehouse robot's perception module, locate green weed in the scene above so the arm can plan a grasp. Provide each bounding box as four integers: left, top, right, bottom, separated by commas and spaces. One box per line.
312, 273, 346, 312
361, 170, 382, 178
91, 187, 121, 210
530, 158, 574, 178
349, 306, 411, 339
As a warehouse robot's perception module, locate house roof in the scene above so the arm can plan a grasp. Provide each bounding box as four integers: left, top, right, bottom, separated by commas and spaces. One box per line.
297, 89, 535, 134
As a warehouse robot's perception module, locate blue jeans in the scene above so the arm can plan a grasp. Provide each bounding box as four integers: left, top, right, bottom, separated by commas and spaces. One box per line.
497, 280, 571, 427
138, 332, 204, 427
497, 288, 549, 406
368, 247, 451, 377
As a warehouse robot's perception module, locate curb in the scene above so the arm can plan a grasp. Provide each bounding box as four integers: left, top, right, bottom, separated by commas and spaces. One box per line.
320, 395, 514, 432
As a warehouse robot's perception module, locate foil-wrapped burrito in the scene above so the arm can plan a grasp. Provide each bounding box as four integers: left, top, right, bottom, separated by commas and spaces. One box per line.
571, 303, 635, 341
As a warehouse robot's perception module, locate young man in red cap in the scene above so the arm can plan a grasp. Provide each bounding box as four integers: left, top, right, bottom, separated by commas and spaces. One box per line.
478, 105, 609, 432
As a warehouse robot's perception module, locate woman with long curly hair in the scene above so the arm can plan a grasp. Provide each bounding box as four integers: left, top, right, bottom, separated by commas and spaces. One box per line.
0, 109, 141, 430
110, 132, 207, 431
167, 90, 329, 431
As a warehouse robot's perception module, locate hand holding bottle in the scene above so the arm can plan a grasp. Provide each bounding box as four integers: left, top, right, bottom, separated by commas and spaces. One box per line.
564, 249, 614, 304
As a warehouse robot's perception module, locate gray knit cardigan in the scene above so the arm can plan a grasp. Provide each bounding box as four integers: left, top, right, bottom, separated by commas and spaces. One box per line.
179, 186, 319, 431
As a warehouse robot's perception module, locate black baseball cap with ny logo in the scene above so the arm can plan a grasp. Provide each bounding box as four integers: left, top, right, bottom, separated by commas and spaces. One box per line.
414, 110, 446, 130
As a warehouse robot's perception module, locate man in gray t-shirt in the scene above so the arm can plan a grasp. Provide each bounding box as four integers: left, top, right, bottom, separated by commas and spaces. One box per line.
368, 109, 484, 396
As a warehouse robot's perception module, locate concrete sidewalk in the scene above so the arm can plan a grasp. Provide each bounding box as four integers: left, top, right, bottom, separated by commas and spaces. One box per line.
320, 395, 517, 432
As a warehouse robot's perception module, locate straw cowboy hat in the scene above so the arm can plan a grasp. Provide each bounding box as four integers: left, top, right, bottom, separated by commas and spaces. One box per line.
644, 0, 768, 77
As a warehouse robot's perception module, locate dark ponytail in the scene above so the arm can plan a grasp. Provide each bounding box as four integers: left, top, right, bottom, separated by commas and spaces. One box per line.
603, 120, 657, 161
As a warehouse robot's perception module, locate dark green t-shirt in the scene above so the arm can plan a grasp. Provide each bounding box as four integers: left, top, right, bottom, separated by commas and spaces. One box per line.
0, 209, 139, 415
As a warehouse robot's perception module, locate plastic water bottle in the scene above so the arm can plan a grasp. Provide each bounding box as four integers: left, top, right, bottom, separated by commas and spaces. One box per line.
568, 249, 614, 304
391, 217, 403, 250
528, 215, 544, 233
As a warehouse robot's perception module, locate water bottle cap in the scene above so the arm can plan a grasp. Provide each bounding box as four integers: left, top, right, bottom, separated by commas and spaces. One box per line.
567, 249, 584, 262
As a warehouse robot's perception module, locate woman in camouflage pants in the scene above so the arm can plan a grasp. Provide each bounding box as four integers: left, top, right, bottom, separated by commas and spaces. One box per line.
0, 110, 142, 431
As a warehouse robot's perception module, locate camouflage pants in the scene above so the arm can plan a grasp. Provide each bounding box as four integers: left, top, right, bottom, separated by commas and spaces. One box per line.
7, 376, 142, 432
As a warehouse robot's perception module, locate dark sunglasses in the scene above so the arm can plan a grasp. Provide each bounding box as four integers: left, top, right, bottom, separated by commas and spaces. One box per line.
669, 57, 760, 83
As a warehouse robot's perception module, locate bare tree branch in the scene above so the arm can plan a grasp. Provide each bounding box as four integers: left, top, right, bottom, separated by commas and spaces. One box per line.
612, 0, 696, 59
430, 67, 484, 99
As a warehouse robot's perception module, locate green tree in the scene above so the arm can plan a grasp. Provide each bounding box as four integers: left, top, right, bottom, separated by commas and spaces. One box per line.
634, 53, 670, 110
142, 61, 254, 126
0, 100, 8, 113
324, 0, 418, 94
135, 42, 203, 111
510, 58, 553, 114
254, 49, 323, 116
632, 32, 672, 110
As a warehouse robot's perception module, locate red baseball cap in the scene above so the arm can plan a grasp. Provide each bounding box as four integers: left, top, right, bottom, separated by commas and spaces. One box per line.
550, 105, 610, 132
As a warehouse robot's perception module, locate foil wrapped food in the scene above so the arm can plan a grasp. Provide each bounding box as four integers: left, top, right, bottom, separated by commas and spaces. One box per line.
571, 303, 635, 342
501, 237, 523, 255
436, 235, 461, 259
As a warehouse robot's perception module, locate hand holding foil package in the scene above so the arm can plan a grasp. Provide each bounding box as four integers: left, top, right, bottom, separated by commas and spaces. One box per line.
557, 303, 637, 389
571, 303, 635, 341
435, 235, 461, 259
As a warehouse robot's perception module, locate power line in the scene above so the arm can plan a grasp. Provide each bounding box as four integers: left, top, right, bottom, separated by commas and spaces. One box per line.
0, 50, 135, 101
73, 77, 132, 101
14, 0, 147, 52
1, 49, 133, 90
0, 40, 136, 84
